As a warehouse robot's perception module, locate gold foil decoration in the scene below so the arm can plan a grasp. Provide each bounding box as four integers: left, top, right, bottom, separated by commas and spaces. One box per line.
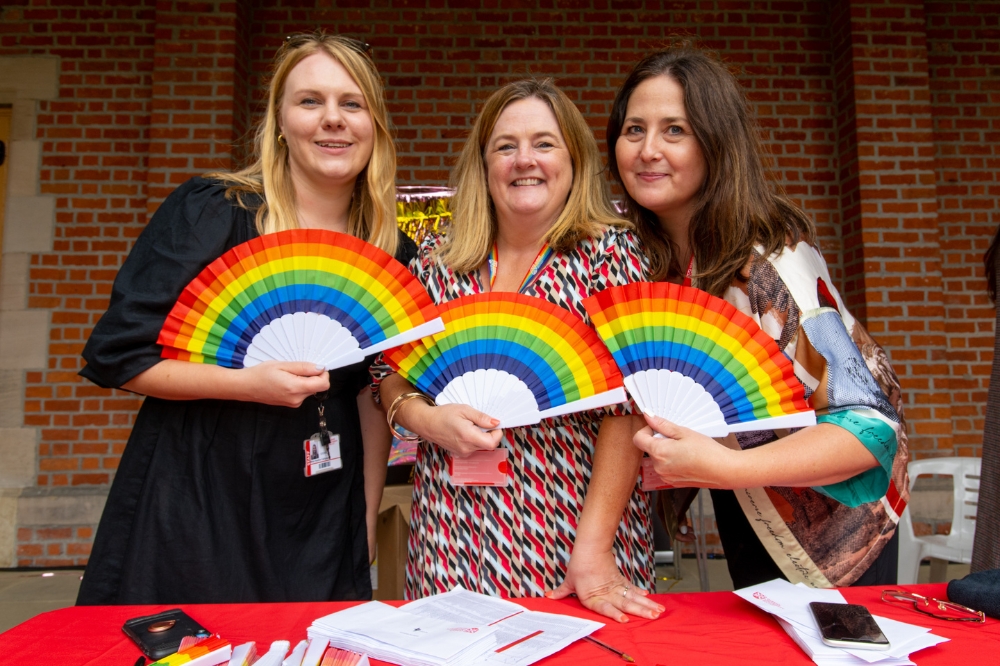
396, 186, 453, 246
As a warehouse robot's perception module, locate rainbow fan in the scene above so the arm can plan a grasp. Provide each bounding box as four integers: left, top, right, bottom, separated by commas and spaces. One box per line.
582, 282, 815, 437
157, 229, 444, 369
384, 293, 627, 428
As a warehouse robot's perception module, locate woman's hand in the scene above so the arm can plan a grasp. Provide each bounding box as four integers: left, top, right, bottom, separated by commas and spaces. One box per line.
399, 400, 503, 457
632, 413, 738, 488
548, 548, 664, 623
239, 361, 330, 407
123, 359, 329, 406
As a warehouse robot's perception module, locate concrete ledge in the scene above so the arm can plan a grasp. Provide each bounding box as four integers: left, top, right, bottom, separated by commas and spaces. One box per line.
0, 494, 15, 568
0, 370, 24, 428
0, 254, 28, 311
0, 309, 49, 369
0, 428, 36, 488
7, 141, 40, 197
16, 488, 109, 526
3, 196, 54, 253
0, 58, 59, 100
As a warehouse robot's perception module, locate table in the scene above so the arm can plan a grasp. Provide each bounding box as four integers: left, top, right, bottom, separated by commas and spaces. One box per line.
0, 584, 996, 665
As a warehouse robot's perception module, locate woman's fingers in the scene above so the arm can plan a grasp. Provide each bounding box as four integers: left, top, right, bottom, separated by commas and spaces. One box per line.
578, 582, 664, 623
621, 585, 665, 618
642, 412, 685, 438
464, 406, 501, 431
425, 404, 504, 457
585, 596, 628, 623
241, 361, 330, 407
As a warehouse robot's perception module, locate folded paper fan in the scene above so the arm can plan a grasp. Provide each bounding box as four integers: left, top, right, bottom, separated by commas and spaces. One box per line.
157, 229, 444, 369
384, 293, 627, 428
582, 282, 816, 437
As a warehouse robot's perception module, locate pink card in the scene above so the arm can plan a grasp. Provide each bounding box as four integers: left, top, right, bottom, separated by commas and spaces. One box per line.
448, 449, 510, 486
640, 456, 674, 491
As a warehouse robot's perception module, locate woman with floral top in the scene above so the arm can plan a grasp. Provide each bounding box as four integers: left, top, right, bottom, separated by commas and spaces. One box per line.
611, 47, 909, 588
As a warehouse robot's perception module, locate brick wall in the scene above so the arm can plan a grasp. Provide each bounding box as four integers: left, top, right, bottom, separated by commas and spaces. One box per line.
927, 2, 1000, 457
0, 0, 997, 565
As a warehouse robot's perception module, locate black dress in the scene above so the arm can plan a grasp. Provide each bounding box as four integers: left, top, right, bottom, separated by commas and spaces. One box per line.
76, 178, 415, 605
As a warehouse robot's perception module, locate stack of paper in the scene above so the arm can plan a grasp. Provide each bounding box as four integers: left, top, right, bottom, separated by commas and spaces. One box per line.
735, 579, 949, 666
307, 586, 602, 666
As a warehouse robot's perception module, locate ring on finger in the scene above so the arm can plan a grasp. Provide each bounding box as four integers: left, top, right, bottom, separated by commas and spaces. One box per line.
621, 583, 630, 598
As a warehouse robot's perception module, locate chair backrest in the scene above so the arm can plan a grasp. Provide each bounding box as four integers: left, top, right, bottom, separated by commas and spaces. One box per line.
907, 456, 982, 551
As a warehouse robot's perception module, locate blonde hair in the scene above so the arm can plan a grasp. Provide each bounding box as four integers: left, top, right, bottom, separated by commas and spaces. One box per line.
438, 78, 624, 273
208, 33, 398, 256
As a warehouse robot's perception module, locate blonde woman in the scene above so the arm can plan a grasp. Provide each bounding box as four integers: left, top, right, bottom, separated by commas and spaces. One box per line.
76, 33, 413, 604
375, 79, 664, 623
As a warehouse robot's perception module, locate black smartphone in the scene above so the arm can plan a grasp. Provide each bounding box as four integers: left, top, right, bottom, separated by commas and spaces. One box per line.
809, 602, 890, 651
122, 608, 212, 661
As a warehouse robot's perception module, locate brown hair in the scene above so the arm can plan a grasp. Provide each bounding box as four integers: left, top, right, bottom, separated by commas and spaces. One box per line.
438, 78, 624, 273
606, 46, 815, 297
207, 32, 398, 256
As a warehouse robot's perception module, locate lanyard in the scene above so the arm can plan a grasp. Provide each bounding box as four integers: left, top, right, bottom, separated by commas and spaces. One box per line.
488, 241, 554, 293
683, 254, 694, 287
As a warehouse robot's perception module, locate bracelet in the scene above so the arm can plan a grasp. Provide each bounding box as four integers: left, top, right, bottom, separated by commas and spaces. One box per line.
386, 391, 434, 442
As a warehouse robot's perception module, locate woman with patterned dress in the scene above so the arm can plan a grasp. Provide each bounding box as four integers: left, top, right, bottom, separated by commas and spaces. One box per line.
611, 47, 909, 589
374, 80, 662, 622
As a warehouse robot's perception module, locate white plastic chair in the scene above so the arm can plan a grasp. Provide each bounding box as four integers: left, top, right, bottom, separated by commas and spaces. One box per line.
897, 456, 981, 584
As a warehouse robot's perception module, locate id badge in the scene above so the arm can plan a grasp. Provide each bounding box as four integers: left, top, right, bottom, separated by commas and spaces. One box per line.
448, 449, 509, 487
640, 456, 673, 491
304, 431, 342, 477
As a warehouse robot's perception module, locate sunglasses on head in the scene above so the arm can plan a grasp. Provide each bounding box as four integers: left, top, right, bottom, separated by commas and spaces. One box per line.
283, 33, 372, 59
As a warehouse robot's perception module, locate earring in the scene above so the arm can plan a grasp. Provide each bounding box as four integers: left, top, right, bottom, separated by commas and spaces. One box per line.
277, 134, 286, 147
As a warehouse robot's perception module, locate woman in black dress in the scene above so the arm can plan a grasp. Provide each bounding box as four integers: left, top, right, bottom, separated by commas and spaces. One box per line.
76, 34, 414, 605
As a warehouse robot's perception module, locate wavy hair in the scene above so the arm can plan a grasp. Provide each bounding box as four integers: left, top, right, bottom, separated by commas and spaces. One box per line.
438, 78, 624, 273
606, 46, 814, 296
208, 32, 398, 256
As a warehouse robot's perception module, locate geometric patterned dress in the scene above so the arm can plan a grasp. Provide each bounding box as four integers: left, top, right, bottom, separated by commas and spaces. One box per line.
373, 226, 655, 599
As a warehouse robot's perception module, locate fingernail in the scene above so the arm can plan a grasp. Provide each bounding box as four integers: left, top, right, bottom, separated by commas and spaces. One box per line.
315, 364, 325, 371
544, 591, 552, 598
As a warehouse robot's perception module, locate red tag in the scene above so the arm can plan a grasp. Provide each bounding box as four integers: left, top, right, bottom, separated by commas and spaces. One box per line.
640, 457, 673, 491
448, 449, 509, 486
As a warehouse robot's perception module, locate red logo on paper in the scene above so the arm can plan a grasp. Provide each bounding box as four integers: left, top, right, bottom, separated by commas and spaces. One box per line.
449, 627, 480, 633
753, 591, 781, 608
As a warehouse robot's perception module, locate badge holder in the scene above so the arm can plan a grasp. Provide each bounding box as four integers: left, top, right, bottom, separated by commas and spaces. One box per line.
448, 448, 509, 486
640, 456, 672, 491
304, 392, 342, 477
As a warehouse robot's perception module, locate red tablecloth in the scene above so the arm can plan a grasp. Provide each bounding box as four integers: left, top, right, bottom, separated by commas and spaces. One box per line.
0, 584, 996, 665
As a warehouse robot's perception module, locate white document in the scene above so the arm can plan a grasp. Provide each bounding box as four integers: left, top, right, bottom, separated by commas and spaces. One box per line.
282, 639, 309, 666
309, 599, 500, 666
403, 586, 603, 666
255, 641, 291, 666
776, 618, 915, 666
299, 638, 327, 666
735, 579, 948, 666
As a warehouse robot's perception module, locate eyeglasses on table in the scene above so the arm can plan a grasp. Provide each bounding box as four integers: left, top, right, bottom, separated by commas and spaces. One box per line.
881, 589, 986, 623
